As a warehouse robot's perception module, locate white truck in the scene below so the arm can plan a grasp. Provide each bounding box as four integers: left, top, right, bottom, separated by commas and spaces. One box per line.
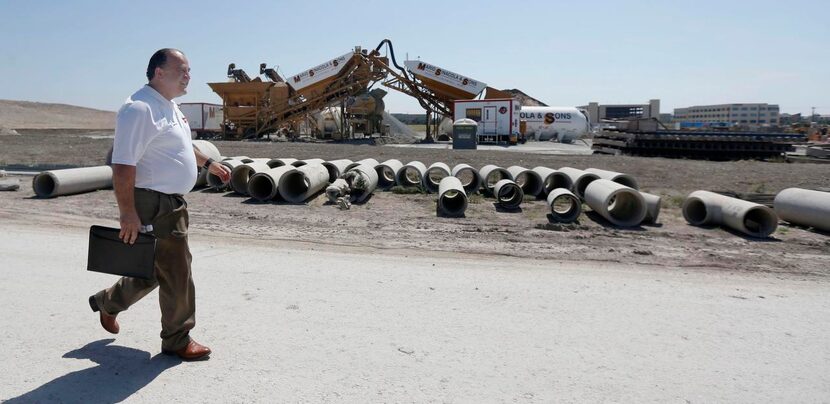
179, 103, 223, 139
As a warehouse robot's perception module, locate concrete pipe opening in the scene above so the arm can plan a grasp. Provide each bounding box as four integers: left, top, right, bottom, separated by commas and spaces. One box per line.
494, 180, 523, 210
230, 162, 270, 195
267, 158, 297, 168
32, 173, 57, 197
248, 174, 277, 201
451, 164, 482, 195
547, 189, 581, 223
424, 163, 450, 193
743, 207, 778, 238
574, 174, 600, 199
682, 197, 709, 225
606, 192, 645, 227
584, 179, 646, 227
480, 165, 512, 195
545, 173, 572, 193
292, 158, 325, 167
345, 158, 379, 172
322, 159, 353, 183
280, 172, 311, 200
396, 162, 426, 188
439, 190, 467, 216
375, 159, 402, 190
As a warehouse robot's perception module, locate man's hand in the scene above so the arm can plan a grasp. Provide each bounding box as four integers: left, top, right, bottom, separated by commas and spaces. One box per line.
119, 211, 142, 244
209, 162, 231, 184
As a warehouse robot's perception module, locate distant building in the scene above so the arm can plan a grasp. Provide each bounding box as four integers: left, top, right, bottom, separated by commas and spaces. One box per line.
673, 103, 780, 127
579, 99, 660, 125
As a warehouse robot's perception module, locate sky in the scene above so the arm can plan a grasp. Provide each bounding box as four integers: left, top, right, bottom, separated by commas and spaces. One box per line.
0, 0, 828, 115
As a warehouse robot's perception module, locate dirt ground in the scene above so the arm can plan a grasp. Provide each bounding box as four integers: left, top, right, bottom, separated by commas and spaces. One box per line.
1, 131, 829, 278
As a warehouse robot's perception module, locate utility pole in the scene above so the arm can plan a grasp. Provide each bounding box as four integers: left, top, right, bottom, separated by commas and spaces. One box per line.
812, 106, 816, 121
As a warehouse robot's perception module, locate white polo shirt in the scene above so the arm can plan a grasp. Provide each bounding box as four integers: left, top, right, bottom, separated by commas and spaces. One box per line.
111, 85, 197, 195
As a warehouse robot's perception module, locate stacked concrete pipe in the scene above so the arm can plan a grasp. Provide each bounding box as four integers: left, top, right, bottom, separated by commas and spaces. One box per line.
292, 158, 326, 167
376, 159, 403, 190
493, 179, 524, 210
423, 162, 451, 193
208, 159, 246, 190
230, 161, 272, 195
507, 166, 544, 197
247, 166, 294, 201
192, 140, 222, 188
396, 161, 427, 188
547, 188, 582, 223
639, 192, 662, 224
345, 158, 379, 172
437, 176, 468, 217
267, 158, 297, 168
32, 166, 113, 198
224, 156, 254, 163
585, 168, 639, 190
558, 167, 600, 200
682, 190, 778, 238
532, 166, 573, 196
342, 163, 378, 203
774, 188, 830, 232
584, 179, 647, 227
322, 159, 354, 183
278, 164, 330, 203
479, 165, 513, 195
451, 164, 482, 195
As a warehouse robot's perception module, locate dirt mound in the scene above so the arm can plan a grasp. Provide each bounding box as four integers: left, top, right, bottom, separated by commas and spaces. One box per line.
0, 126, 19, 136
502, 89, 548, 107
0, 99, 115, 130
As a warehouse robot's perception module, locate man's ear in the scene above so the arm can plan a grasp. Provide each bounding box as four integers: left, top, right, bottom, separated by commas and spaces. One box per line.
155, 66, 164, 79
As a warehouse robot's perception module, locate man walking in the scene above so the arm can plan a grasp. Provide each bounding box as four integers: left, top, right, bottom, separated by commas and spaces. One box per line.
89, 48, 230, 361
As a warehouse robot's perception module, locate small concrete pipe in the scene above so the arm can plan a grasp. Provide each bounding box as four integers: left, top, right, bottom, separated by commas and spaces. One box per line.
682, 190, 778, 238
774, 188, 830, 232
322, 159, 353, 183
546, 188, 582, 223
585, 168, 639, 190
292, 158, 326, 167
192, 140, 222, 188
278, 164, 330, 203
423, 162, 451, 193
375, 159, 403, 190
247, 166, 293, 201
32, 166, 113, 198
343, 163, 378, 203
266, 158, 297, 168
584, 179, 647, 227
451, 164, 482, 195
479, 165, 513, 195
208, 159, 246, 190
326, 178, 350, 202
396, 161, 428, 188
230, 162, 272, 195
345, 158, 379, 172
558, 167, 600, 200
493, 179, 524, 210
437, 176, 468, 217
640, 191, 662, 224
507, 165, 544, 197
532, 166, 573, 195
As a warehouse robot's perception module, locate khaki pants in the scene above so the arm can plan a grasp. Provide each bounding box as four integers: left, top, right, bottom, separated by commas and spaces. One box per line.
94, 188, 195, 351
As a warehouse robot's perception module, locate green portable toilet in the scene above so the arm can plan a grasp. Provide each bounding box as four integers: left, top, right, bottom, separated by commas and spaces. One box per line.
452, 118, 478, 150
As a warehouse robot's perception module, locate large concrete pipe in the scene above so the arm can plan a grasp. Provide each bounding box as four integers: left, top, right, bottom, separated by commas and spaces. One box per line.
278, 164, 330, 203
230, 161, 272, 195
437, 176, 468, 217
493, 179, 524, 210
342, 163, 378, 203
547, 188, 582, 223
479, 165, 513, 195
322, 159, 353, 183
192, 140, 222, 188
584, 179, 647, 227
682, 190, 778, 238
266, 158, 297, 168
507, 166, 544, 197
640, 191, 662, 224
32, 166, 113, 198
208, 159, 246, 190
532, 166, 573, 195
247, 166, 294, 201
774, 188, 830, 232
224, 156, 254, 163
423, 162, 451, 193
376, 159, 403, 190
396, 161, 428, 188
585, 168, 639, 190
345, 158, 379, 172
451, 164, 482, 195
558, 167, 600, 200
292, 158, 326, 167
326, 178, 350, 202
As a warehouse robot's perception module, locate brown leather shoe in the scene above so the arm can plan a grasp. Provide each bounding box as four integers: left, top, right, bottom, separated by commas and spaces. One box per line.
162, 340, 211, 361
89, 295, 119, 334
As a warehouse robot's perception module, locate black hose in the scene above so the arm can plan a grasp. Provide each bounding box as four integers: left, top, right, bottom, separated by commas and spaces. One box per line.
374, 39, 408, 78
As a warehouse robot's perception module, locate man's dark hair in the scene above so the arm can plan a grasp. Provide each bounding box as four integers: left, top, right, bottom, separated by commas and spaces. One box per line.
146, 48, 183, 81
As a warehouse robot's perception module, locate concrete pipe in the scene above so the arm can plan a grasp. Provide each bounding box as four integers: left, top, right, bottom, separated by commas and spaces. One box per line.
584, 179, 647, 227
451, 164, 482, 195
32, 166, 113, 198
230, 161, 272, 195
774, 188, 830, 232
343, 163, 378, 203
423, 162, 451, 193
192, 140, 222, 188
345, 158, 379, 172
326, 178, 350, 202
558, 167, 600, 200
396, 161, 427, 188
683, 190, 778, 238
479, 165, 513, 195
278, 164, 330, 203
507, 165, 544, 197
375, 159, 403, 190
247, 166, 294, 201
640, 191, 662, 224
546, 188, 582, 223
208, 159, 246, 190
437, 176, 468, 217
322, 159, 353, 183
585, 168, 639, 190
532, 166, 573, 195
266, 158, 297, 168
224, 156, 254, 163
292, 158, 326, 167
493, 179, 524, 210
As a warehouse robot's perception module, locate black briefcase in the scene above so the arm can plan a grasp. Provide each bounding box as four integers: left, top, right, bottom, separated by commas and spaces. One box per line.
87, 225, 156, 280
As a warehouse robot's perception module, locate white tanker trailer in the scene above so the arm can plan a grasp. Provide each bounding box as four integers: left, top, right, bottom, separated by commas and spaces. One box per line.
519, 106, 591, 143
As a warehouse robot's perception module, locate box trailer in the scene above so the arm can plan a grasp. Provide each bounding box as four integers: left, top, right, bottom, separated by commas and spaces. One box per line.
453, 98, 521, 145
179, 103, 223, 139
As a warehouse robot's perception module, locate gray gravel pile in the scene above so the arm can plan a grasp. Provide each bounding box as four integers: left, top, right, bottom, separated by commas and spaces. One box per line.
382, 112, 422, 144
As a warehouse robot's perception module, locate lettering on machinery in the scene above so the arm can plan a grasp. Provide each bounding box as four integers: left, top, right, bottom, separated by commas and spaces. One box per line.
415, 62, 479, 87
518, 112, 573, 120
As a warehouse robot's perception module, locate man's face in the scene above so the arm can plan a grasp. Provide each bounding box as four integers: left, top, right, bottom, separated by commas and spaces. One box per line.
155, 51, 190, 99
